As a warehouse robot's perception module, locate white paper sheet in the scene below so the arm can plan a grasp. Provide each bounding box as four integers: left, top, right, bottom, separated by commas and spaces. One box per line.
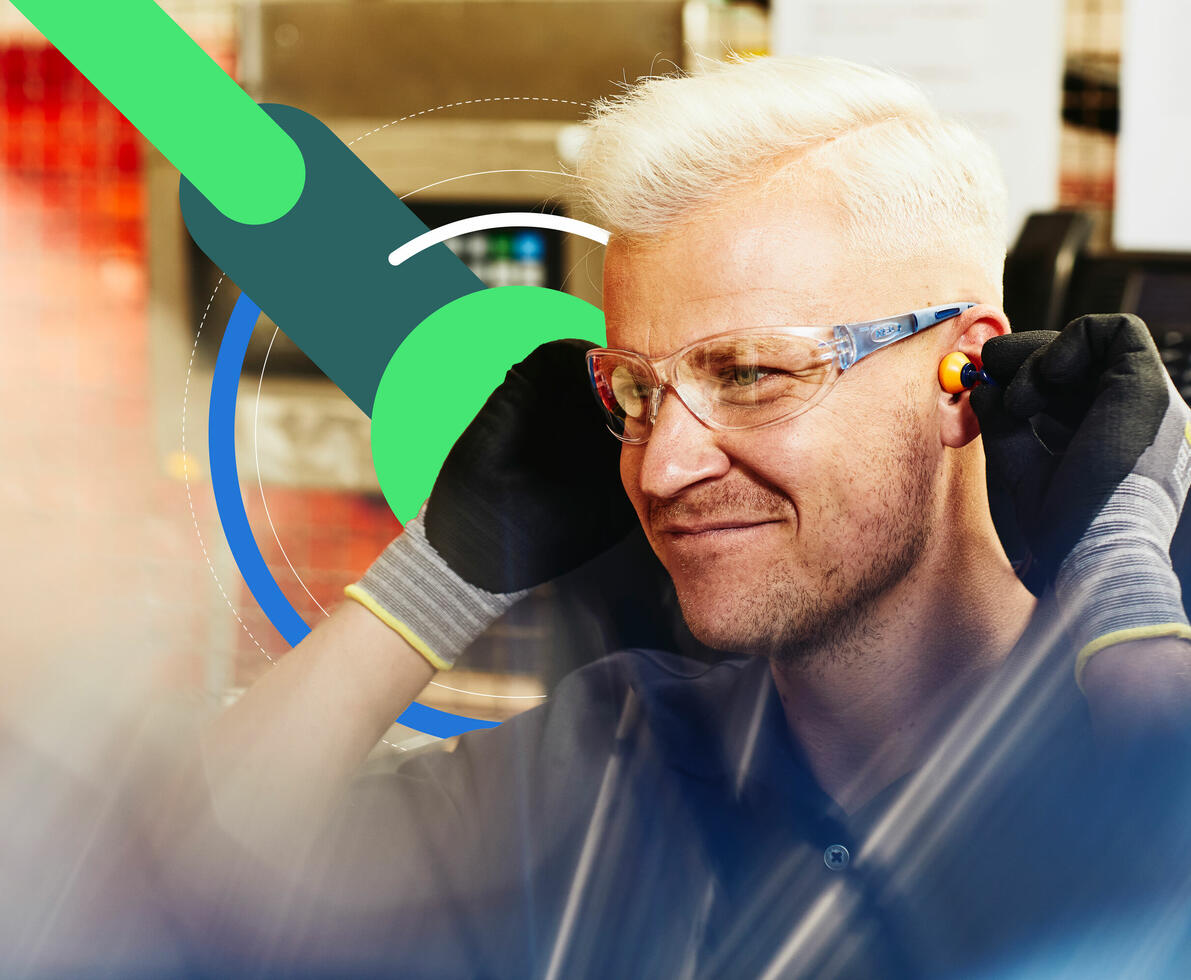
1115, 0, 1191, 252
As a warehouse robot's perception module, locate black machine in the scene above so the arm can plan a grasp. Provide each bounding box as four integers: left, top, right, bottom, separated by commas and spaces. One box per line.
1005, 210, 1191, 396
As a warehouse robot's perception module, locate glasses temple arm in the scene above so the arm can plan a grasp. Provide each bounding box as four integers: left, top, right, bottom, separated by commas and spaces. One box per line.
834, 303, 976, 370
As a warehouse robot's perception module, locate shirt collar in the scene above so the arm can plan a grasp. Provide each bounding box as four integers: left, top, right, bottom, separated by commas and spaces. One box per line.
628, 650, 931, 836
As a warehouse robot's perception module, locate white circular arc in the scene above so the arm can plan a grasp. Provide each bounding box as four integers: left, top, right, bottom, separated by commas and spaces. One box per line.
388, 212, 610, 267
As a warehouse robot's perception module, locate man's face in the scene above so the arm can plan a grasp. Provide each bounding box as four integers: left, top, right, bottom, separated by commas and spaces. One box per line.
603, 181, 951, 666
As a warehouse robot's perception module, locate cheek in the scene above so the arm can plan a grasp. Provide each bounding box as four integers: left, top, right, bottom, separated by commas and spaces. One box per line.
747, 418, 892, 521
619, 448, 648, 517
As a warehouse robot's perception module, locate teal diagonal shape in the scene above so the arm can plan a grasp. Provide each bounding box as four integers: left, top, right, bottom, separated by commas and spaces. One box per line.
180, 104, 486, 415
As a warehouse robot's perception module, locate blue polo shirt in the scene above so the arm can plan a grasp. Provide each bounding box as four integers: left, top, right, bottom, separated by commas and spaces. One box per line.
212, 600, 1191, 978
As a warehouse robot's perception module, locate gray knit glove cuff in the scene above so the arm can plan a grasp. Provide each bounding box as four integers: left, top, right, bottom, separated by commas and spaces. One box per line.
344, 504, 530, 670
1062, 389, 1191, 692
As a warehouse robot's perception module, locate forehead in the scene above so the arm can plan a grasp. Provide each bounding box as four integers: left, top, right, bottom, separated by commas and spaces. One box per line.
602, 182, 869, 358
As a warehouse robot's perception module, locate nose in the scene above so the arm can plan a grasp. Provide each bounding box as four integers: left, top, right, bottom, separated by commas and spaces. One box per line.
634, 387, 730, 499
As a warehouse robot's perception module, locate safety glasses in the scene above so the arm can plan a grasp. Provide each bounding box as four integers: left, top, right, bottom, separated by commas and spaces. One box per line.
586, 303, 975, 444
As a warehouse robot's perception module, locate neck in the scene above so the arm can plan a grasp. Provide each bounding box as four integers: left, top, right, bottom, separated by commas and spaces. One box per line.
770, 505, 1036, 816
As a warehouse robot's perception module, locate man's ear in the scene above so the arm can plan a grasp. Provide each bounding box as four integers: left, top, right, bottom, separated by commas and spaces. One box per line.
938, 305, 1011, 449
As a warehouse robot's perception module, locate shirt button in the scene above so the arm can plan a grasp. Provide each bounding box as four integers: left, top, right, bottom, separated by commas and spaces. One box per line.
823, 844, 851, 871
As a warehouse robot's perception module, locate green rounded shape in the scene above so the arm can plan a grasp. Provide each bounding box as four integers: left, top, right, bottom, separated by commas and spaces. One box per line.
14, 0, 304, 224
372, 286, 606, 524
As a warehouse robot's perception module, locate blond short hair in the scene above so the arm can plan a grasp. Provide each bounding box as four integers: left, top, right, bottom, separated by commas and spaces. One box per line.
573, 56, 1009, 299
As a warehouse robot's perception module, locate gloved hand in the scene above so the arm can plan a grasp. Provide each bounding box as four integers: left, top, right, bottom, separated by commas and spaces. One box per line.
345, 338, 638, 669
424, 337, 639, 592
970, 314, 1191, 690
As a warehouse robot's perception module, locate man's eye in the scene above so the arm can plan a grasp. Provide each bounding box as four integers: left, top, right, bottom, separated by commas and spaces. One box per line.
610, 365, 650, 414
725, 364, 778, 386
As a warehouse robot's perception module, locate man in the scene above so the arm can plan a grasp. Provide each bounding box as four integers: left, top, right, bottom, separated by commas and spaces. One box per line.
185, 57, 1191, 977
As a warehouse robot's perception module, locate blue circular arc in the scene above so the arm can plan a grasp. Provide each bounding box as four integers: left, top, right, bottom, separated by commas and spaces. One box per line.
208, 292, 498, 738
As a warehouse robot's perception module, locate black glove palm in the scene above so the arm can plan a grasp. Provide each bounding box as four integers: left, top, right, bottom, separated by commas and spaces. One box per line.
972, 314, 1191, 689
424, 338, 639, 593
970, 314, 1181, 592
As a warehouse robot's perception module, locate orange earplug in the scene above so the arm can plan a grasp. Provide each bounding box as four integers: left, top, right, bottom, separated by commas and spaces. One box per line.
938, 352, 992, 394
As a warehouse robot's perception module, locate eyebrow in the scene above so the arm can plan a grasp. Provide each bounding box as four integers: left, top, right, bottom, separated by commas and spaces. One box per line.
638, 325, 837, 361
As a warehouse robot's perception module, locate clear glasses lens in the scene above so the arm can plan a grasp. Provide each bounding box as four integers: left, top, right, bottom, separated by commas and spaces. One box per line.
677, 335, 834, 426
588, 335, 836, 442
610, 364, 649, 418
589, 353, 653, 441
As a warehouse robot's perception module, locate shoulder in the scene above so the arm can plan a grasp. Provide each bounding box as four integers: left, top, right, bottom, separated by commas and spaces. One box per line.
554, 647, 753, 708
437, 649, 759, 780
496, 649, 767, 793
350, 649, 763, 835
540, 648, 757, 739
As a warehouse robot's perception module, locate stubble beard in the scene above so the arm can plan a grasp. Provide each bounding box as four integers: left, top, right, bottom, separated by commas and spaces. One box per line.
667, 410, 938, 672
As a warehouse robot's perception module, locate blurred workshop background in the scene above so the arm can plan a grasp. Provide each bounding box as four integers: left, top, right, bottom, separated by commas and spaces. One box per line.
1, 0, 1188, 779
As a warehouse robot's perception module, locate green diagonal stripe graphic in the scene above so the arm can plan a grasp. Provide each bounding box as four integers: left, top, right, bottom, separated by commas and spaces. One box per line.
12, 0, 305, 225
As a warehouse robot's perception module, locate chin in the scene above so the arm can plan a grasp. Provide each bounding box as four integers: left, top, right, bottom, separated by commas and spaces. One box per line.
670, 577, 784, 656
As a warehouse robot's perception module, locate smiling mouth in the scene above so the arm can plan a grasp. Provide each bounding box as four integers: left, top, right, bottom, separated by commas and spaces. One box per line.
659, 519, 782, 536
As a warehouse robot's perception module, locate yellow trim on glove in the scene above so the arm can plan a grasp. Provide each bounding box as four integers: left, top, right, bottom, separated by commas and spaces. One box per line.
343, 584, 454, 672
1074, 623, 1191, 693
